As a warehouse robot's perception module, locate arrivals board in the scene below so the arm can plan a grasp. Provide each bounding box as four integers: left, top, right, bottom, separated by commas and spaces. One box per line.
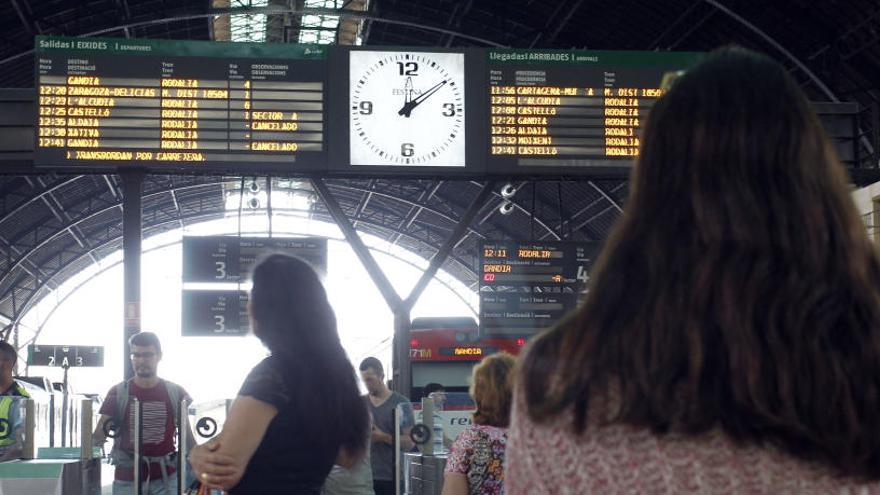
479, 241, 601, 335
34, 36, 327, 171
486, 49, 701, 174
182, 236, 327, 283
181, 289, 249, 336
27, 344, 104, 367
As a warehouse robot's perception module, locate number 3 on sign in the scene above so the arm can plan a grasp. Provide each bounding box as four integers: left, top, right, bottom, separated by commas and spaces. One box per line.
214, 315, 226, 332
215, 261, 226, 279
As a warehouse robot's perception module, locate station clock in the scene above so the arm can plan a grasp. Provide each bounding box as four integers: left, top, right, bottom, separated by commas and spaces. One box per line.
349, 50, 466, 166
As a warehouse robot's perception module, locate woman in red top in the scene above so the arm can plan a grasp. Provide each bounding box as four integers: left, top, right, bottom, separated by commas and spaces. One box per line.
507, 48, 880, 494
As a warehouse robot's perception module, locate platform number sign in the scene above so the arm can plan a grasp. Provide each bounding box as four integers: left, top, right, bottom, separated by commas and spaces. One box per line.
27, 345, 104, 368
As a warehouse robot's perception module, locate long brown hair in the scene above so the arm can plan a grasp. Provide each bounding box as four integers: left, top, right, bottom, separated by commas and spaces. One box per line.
471, 352, 516, 427
519, 47, 880, 478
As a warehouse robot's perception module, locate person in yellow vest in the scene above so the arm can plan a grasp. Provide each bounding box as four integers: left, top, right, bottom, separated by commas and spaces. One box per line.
0, 341, 29, 459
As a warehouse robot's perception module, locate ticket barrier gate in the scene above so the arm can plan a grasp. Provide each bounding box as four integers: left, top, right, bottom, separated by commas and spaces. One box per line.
0, 397, 101, 495
101, 398, 222, 495
395, 393, 476, 495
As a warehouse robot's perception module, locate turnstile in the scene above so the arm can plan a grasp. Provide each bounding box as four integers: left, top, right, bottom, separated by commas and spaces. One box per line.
405, 452, 447, 495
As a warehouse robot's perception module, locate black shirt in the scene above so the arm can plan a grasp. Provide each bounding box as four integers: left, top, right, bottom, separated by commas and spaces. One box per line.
231, 357, 338, 494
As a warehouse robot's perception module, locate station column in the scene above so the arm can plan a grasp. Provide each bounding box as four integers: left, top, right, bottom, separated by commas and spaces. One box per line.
121, 171, 144, 380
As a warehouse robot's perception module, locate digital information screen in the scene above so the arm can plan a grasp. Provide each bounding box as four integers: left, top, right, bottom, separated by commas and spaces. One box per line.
479, 241, 601, 335
486, 49, 700, 173
181, 289, 249, 336
182, 235, 327, 283
27, 344, 104, 367
34, 36, 327, 171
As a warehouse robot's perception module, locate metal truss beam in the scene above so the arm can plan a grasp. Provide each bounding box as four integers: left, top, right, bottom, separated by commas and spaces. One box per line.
808, 4, 880, 61
26, 176, 100, 266
440, 0, 473, 47
113, 0, 133, 37
0, 176, 82, 227
0, 181, 224, 310
472, 181, 561, 240
402, 181, 494, 310
588, 180, 623, 212
702, 0, 873, 156
528, 0, 569, 48
391, 180, 443, 245
10, 0, 36, 35
545, 0, 583, 46
537, 182, 626, 240
312, 178, 403, 311
650, 0, 703, 49
571, 205, 617, 237
329, 182, 490, 242
352, 179, 377, 228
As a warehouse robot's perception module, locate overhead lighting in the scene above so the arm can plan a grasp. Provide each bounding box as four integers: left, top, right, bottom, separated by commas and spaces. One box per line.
229, 0, 269, 43
500, 183, 517, 199
298, 0, 342, 45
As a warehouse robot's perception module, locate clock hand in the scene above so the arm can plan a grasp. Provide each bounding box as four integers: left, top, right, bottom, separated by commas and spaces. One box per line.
398, 80, 448, 117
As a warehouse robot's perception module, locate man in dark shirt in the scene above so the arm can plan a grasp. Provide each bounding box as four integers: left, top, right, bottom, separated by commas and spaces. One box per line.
359, 357, 413, 495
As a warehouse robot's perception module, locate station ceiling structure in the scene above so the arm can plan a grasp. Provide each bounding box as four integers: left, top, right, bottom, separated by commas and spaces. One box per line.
0, 0, 878, 340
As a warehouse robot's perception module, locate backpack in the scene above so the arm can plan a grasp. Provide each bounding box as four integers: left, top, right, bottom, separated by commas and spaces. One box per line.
109, 379, 182, 468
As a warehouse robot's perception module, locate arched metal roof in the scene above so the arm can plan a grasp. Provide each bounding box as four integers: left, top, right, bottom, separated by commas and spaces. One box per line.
0, 172, 623, 333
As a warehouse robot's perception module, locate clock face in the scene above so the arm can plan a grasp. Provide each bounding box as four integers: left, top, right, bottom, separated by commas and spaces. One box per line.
350, 51, 466, 167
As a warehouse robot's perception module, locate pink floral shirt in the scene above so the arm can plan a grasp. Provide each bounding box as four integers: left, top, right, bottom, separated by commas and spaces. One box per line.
506, 390, 880, 494
445, 424, 507, 494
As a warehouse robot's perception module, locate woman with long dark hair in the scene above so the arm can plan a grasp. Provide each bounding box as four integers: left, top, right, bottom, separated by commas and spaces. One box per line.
507, 48, 880, 493
190, 253, 369, 494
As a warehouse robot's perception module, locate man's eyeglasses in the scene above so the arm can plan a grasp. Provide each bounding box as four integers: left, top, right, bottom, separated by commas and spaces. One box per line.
130, 352, 156, 359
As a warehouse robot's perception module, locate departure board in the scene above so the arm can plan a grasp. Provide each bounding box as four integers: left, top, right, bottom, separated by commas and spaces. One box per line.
479, 241, 601, 335
34, 36, 327, 171
486, 49, 701, 174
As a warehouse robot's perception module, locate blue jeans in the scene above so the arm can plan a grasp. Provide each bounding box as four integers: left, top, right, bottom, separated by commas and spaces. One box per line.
112, 477, 178, 495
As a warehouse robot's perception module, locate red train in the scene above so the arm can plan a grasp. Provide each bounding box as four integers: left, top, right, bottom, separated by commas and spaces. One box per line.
409, 316, 525, 399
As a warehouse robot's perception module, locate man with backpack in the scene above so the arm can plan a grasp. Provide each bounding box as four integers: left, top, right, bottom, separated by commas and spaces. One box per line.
93, 332, 193, 494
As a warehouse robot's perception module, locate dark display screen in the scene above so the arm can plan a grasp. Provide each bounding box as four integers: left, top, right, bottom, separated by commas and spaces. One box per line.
27, 344, 104, 367
181, 289, 249, 336
479, 241, 601, 335
182, 236, 327, 283
34, 36, 327, 171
